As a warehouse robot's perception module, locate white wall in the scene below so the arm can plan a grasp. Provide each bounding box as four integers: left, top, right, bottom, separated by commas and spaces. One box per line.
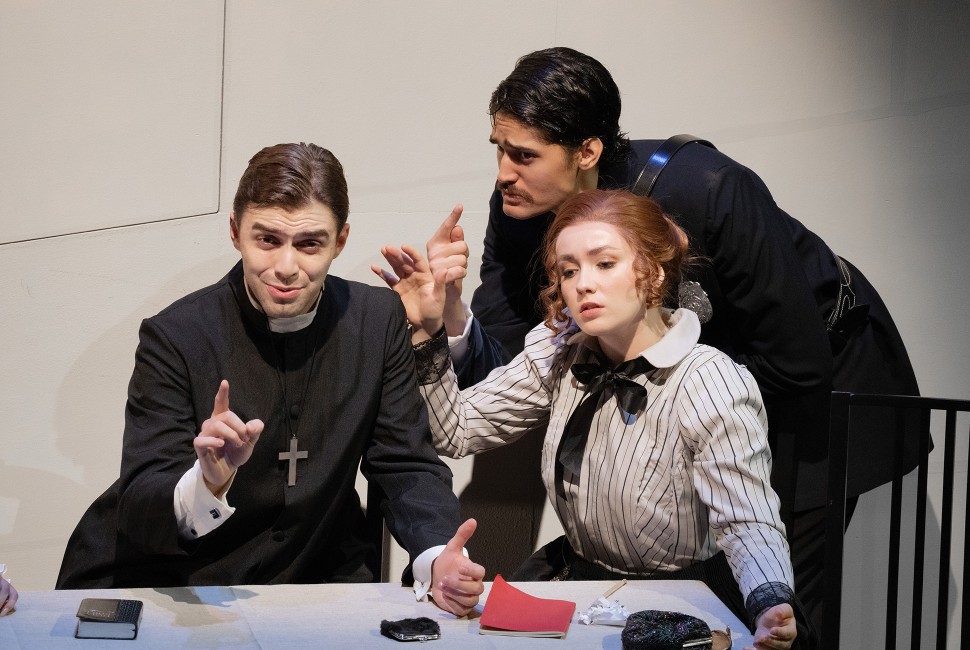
1, 1, 968, 646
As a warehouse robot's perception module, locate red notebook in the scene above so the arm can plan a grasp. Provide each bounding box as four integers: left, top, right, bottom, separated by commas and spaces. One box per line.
479, 575, 576, 638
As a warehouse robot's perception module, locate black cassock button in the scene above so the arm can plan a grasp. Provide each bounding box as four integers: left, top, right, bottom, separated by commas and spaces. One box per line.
289, 404, 301, 420
272, 530, 285, 542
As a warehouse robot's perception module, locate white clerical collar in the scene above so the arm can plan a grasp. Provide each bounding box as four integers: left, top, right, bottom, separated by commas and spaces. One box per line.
566, 308, 701, 368
243, 281, 323, 333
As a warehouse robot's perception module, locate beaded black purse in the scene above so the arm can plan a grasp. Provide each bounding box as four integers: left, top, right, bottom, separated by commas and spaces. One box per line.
621, 610, 731, 650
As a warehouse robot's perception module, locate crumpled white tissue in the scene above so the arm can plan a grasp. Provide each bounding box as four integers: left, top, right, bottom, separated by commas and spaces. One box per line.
577, 596, 631, 626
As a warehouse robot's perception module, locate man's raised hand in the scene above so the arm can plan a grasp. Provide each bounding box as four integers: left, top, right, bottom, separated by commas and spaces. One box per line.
372, 205, 468, 340
194, 380, 264, 495
425, 205, 469, 335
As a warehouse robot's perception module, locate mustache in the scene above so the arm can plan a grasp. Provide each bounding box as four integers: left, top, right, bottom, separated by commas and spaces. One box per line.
496, 181, 532, 203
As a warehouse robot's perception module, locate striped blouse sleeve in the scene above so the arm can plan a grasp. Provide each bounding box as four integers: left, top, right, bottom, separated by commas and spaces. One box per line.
416, 322, 558, 459
677, 352, 795, 600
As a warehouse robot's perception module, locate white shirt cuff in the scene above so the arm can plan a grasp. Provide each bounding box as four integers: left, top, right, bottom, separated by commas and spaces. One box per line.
411, 544, 469, 601
173, 460, 235, 540
446, 303, 474, 363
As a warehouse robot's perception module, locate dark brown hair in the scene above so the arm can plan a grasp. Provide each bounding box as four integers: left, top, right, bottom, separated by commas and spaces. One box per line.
540, 189, 690, 333
232, 143, 349, 228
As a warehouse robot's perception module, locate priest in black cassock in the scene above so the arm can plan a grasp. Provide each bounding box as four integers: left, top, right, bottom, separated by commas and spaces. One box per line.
57, 142, 485, 616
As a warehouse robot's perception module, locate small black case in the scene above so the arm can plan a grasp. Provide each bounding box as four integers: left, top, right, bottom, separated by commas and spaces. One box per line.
380, 616, 441, 642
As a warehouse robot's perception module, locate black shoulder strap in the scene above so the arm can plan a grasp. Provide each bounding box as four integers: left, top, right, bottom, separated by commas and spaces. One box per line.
631, 134, 716, 197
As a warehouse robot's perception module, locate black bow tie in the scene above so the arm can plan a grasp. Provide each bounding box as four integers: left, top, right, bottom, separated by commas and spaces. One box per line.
555, 356, 655, 499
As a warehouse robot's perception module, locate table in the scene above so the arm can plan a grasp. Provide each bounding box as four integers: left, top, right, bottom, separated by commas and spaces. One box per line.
0, 580, 754, 648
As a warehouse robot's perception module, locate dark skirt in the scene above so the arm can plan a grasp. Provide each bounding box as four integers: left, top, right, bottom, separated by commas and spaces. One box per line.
511, 535, 818, 649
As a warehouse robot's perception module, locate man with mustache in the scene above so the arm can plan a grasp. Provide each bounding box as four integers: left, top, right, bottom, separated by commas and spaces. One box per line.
377, 47, 920, 634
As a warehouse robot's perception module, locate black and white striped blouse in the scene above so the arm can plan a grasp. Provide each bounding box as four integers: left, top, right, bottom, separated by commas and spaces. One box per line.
418, 308, 794, 602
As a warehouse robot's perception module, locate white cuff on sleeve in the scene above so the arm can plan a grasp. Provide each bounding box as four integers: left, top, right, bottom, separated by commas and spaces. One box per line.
447, 303, 474, 363
173, 460, 235, 540
411, 544, 470, 601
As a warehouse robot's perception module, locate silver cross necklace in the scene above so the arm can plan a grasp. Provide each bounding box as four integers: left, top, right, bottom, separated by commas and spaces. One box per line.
271, 326, 322, 487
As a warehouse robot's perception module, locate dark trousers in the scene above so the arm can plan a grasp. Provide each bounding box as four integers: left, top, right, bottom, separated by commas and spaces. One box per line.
789, 497, 857, 636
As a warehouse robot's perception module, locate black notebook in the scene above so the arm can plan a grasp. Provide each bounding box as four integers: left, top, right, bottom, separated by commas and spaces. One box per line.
75, 598, 143, 640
